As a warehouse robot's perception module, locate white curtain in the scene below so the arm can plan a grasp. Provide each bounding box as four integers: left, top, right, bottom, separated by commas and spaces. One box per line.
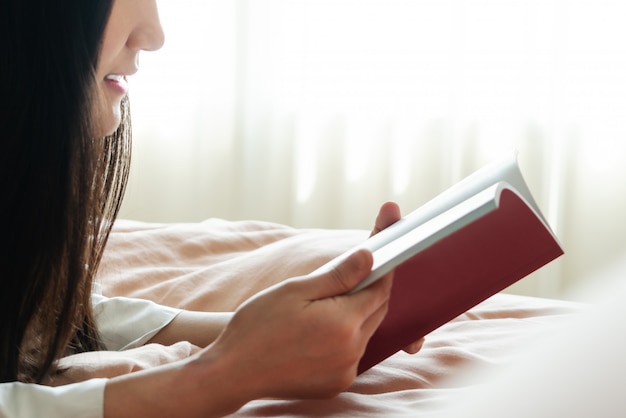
121, 0, 626, 299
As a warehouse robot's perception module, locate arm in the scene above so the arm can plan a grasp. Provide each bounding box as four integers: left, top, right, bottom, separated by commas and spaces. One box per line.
147, 311, 232, 348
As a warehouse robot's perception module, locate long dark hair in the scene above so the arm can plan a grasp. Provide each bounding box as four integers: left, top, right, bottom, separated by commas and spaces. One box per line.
0, 0, 132, 383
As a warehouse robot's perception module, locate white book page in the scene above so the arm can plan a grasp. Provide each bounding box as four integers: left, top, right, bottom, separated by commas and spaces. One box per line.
360, 151, 540, 254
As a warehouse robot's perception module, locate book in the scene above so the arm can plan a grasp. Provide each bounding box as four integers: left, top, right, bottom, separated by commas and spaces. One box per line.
312, 152, 563, 374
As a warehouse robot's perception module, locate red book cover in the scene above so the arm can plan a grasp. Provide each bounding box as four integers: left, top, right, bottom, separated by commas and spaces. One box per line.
357, 187, 563, 374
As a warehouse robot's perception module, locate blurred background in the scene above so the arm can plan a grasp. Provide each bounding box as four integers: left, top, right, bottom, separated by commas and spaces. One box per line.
120, 0, 626, 301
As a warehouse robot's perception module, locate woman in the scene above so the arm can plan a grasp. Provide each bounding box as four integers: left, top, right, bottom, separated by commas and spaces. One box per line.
0, 0, 421, 416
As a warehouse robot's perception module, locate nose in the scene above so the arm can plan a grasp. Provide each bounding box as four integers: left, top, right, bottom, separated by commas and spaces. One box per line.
127, 0, 165, 52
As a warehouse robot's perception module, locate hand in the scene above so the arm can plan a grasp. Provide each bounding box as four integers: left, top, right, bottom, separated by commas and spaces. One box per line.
202, 248, 393, 400
103, 254, 390, 418
370, 201, 425, 355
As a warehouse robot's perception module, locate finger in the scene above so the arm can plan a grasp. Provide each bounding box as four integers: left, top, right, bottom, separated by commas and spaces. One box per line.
350, 273, 393, 334
358, 288, 391, 338
370, 201, 401, 237
304, 249, 374, 300
402, 337, 425, 354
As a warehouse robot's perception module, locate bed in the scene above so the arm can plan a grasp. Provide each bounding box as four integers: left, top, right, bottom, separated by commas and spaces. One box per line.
95, 217, 604, 417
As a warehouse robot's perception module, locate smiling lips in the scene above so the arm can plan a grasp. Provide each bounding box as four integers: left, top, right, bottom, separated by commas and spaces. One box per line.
104, 74, 129, 94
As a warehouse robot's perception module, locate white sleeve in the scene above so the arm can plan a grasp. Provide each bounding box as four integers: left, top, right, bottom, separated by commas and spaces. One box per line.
0, 294, 180, 417
0, 378, 105, 418
92, 290, 181, 351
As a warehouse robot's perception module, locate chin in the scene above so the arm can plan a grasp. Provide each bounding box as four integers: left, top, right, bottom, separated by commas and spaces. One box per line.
97, 110, 123, 137
104, 122, 122, 136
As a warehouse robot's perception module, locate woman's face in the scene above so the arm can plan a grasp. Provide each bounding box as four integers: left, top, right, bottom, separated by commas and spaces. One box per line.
94, 0, 164, 136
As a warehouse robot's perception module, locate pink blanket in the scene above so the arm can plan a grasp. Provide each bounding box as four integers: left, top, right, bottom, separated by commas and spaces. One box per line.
98, 218, 582, 416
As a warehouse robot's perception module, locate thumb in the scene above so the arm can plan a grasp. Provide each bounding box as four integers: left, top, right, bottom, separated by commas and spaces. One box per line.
305, 249, 374, 300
